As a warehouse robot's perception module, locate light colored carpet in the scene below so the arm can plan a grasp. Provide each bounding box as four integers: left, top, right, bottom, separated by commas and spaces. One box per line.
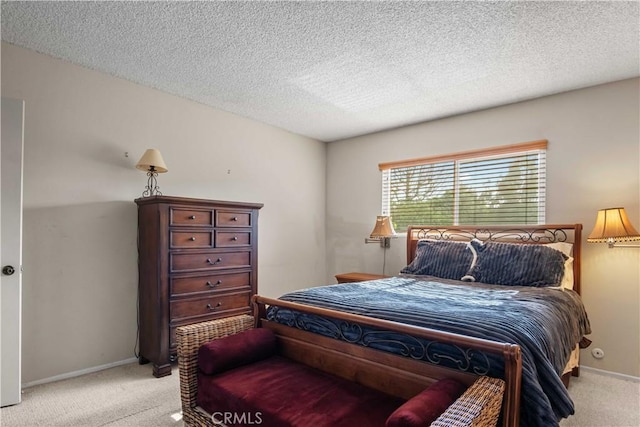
0, 363, 182, 426
1, 363, 638, 426
560, 370, 640, 427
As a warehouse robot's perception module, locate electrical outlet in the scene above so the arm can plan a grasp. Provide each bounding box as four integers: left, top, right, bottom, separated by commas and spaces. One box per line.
591, 348, 605, 359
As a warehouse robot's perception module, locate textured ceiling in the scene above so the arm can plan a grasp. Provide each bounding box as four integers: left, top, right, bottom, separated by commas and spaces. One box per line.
1, 1, 639, 142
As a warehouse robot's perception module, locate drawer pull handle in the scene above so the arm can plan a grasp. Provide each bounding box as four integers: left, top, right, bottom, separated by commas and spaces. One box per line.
206, 302, 222, 310
232, 216, 238, 221
206, 280, 222, 288
232, 236, 238, 241
189, 215, 196, 220
206, 258, 223, 265
189, 236, 196, 241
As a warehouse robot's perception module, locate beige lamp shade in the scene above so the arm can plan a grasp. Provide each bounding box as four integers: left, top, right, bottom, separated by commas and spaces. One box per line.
587, 207, 640, 243
136, 149, 168, 173
369, 215, 396, 238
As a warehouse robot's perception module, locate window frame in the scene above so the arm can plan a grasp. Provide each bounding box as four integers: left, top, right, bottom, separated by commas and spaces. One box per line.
379, 140, 547, 231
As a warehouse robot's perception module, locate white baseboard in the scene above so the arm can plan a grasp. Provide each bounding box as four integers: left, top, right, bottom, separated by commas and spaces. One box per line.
580, 365, 640, 382
22, 357, 139, 389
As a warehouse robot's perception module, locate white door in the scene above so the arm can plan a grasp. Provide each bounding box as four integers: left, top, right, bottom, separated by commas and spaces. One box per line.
1, 97, 24, 407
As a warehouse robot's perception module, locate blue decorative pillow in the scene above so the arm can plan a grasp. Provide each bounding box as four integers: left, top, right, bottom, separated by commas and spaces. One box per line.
465, 240, 567, 287
401, 240, 473, 280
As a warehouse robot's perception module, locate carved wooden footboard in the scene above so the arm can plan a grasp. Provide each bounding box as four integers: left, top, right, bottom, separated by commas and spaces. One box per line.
253, 295, 522, 427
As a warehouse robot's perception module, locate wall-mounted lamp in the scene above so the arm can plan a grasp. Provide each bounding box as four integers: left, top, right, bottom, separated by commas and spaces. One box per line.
365, 216, 397, 248
136, 149, 168, 197
587, 207, 640, 248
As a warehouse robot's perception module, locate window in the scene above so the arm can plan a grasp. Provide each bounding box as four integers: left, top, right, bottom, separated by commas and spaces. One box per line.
380, 140, 547, 231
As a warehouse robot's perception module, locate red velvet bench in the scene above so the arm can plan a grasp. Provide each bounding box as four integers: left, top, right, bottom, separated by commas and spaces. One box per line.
177, 315, 506, 427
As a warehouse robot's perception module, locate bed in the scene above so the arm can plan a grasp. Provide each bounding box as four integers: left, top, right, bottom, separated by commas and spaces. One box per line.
255, 224, 591, 427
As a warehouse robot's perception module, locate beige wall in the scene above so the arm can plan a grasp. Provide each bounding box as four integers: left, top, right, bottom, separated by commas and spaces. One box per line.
1, 43, 327, 383
326, 78, 640, 377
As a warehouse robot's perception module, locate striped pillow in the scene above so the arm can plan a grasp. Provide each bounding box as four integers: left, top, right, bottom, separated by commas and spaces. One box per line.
401, 240, 473, 280
464, 240, 567, 287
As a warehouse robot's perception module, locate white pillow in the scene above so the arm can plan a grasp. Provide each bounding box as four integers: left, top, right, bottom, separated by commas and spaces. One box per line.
545, 242, 573, 257
546, 243, 574, 290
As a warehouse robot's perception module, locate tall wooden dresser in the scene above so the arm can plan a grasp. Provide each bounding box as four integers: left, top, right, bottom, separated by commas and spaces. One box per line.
135, 196, 262, 377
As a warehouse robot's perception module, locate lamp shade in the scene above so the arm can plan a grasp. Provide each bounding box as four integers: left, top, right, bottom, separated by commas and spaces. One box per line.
587, 207, 640, 243
136, 149, 168, 173
369, 215, 396, 238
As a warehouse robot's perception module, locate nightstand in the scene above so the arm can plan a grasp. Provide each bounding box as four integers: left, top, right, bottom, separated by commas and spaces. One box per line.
335, 272, 390, 283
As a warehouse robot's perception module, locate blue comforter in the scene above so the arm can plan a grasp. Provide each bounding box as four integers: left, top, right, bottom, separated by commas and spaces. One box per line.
267, 276, 591, 427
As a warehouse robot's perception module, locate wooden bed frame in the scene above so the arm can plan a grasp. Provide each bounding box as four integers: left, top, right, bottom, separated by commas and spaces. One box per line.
253, 223, 584, 427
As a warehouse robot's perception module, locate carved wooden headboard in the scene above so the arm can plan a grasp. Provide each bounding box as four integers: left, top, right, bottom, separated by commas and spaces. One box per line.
405, 224, 583, 294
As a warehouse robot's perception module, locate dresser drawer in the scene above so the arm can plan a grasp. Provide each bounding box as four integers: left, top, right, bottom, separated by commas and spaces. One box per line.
170, 230, 214, 249
216, 210, 251, 227
170, 208, 214, 227
170, 251, 251, 273
170, 292, 251, 321
215, 230, 251, 247
171, 272, 251, 297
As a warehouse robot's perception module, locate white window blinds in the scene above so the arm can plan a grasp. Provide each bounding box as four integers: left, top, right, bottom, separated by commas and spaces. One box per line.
380, 140, 547, 231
